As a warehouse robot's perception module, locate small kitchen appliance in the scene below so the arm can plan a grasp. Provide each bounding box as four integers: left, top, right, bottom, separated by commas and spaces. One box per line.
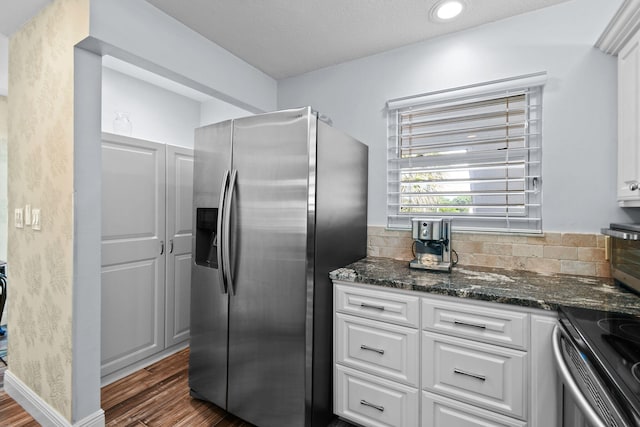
409, 217, 452, 272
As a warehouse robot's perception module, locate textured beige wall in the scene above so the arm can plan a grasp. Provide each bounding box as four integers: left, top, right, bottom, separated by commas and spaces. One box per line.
7, 0, 89, 420
368, 226, 610, 278
0, 96, 7, 263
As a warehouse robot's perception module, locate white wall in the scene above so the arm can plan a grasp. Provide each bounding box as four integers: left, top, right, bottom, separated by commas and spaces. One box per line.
278, 0, 637, 233
102, 67, 200, 147
200, 97, 253, 126
73, 47, 103, 423
102, 65, 256, 147
0, 34, 7, 96
89, 0, 277, 113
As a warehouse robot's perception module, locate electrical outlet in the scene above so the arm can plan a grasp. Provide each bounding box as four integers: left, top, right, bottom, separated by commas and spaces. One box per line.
25, 204, 31, 225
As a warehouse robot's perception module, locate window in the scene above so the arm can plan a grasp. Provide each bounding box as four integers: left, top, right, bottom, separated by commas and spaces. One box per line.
387, 73, 545, 233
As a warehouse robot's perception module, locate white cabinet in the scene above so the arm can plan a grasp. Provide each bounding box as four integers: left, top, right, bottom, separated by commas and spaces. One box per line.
422, 331, 527, 419
336, 365, 419, 427
529, 314, 559, 427
336, 313, 419, 386
334, 284, 420, 425
333, 281, 558, 427
165, 146, 194, 347
422, 298, 528, 350
101, 133, 193, 379
335, 283, 420, 327
618, 30, 640, 205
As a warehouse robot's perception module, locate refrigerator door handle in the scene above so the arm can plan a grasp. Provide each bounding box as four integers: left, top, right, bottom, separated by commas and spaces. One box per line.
217, 170, 230, 294
224, 169, 238, 295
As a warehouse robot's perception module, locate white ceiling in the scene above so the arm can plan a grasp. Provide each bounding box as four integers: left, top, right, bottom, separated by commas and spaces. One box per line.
145, 0, 571, 79
0, 0, 576, 97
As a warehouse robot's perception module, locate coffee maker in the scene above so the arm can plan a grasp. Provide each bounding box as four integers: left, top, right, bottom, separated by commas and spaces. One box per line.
409, 218, 452, 272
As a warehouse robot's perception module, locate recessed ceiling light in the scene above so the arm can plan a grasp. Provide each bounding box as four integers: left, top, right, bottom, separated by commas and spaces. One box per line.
431, 0, 465, 22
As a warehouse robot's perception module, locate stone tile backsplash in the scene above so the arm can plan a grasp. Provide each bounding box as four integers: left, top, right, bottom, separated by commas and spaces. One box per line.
367, 226, 610, 278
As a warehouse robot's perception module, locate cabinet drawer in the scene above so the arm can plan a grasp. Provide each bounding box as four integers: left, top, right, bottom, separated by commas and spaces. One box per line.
336, 313, 419, 386
335, 283, 419, 327
422, 331, 527, 419
422, 391, 527, 427
422, 298, 529, 350
335, 364, 419, 427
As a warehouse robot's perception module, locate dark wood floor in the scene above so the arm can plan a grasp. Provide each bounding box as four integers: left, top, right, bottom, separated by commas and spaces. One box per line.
0, 391, 39, 426
0, 348, 356, 427
102, 348, 253, 426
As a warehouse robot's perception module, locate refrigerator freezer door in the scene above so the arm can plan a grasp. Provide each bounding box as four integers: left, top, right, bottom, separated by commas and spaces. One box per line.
189, 120, 232, 408
227, 107, 314, 427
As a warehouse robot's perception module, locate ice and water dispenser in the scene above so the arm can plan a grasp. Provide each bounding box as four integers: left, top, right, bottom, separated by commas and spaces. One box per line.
195, 208, 219, 268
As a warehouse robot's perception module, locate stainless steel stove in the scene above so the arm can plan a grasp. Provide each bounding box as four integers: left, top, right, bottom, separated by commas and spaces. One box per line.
555, 305, 640, 427
551, 223, 640, 426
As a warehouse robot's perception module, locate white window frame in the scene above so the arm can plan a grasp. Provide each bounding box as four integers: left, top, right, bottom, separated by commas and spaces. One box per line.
386, 72, 546, 233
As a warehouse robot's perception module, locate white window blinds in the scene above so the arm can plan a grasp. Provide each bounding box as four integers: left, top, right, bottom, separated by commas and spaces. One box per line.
387, 73, 545, 233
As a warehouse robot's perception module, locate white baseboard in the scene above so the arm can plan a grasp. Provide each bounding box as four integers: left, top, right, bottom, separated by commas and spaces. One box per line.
73, 409, 105, 427
5, 370, 105, 427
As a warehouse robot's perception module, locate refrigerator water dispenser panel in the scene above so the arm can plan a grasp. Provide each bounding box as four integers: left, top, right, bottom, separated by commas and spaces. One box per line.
195, 208, 218, 268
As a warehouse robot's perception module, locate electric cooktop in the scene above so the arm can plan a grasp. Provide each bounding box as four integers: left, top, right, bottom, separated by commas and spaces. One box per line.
558, 305, 640, 426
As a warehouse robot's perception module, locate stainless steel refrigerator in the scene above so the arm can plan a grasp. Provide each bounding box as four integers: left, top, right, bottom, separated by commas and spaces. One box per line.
189, 107, 368, 427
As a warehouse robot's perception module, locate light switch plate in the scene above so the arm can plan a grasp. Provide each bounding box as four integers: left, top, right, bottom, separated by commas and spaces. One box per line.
24, 204, 31, 225
14, 208, 24, 228
31, 209, 41, 231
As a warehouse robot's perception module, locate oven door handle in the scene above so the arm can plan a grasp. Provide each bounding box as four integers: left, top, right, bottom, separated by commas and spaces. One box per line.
552, 326, 607, 427
601, 228, 640, 240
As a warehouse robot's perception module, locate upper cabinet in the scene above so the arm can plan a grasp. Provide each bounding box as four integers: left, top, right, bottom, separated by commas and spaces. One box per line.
618, 31, 640, 205
597, 1, 640, 206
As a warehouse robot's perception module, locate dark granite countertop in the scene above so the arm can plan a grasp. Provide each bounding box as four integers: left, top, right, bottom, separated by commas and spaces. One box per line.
330, 257, 640, 316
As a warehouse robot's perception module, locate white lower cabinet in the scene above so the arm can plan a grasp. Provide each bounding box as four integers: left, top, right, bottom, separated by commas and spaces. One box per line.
422, 331, 527, 419
335, 365, 419, 427
336, 313, 419, 386
334, 284, 420, 425
333, 281, 557, 427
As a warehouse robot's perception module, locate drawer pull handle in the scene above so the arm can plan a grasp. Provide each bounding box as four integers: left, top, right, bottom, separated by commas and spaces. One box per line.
360, 399, 385, 412
360, 344, 385, 355
360, 303, 385, 311
454, 368, 486, 382
454, 320, 486, 330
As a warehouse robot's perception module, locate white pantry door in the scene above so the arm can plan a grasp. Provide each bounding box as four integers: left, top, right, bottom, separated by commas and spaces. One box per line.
165, 145, 193, 346
101, 133, 166, 377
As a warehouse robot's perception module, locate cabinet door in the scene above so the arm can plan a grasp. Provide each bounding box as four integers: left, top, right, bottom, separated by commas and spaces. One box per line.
165, 146, 193, 347
618, 30, 640, 204
101, 133, 166, 377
